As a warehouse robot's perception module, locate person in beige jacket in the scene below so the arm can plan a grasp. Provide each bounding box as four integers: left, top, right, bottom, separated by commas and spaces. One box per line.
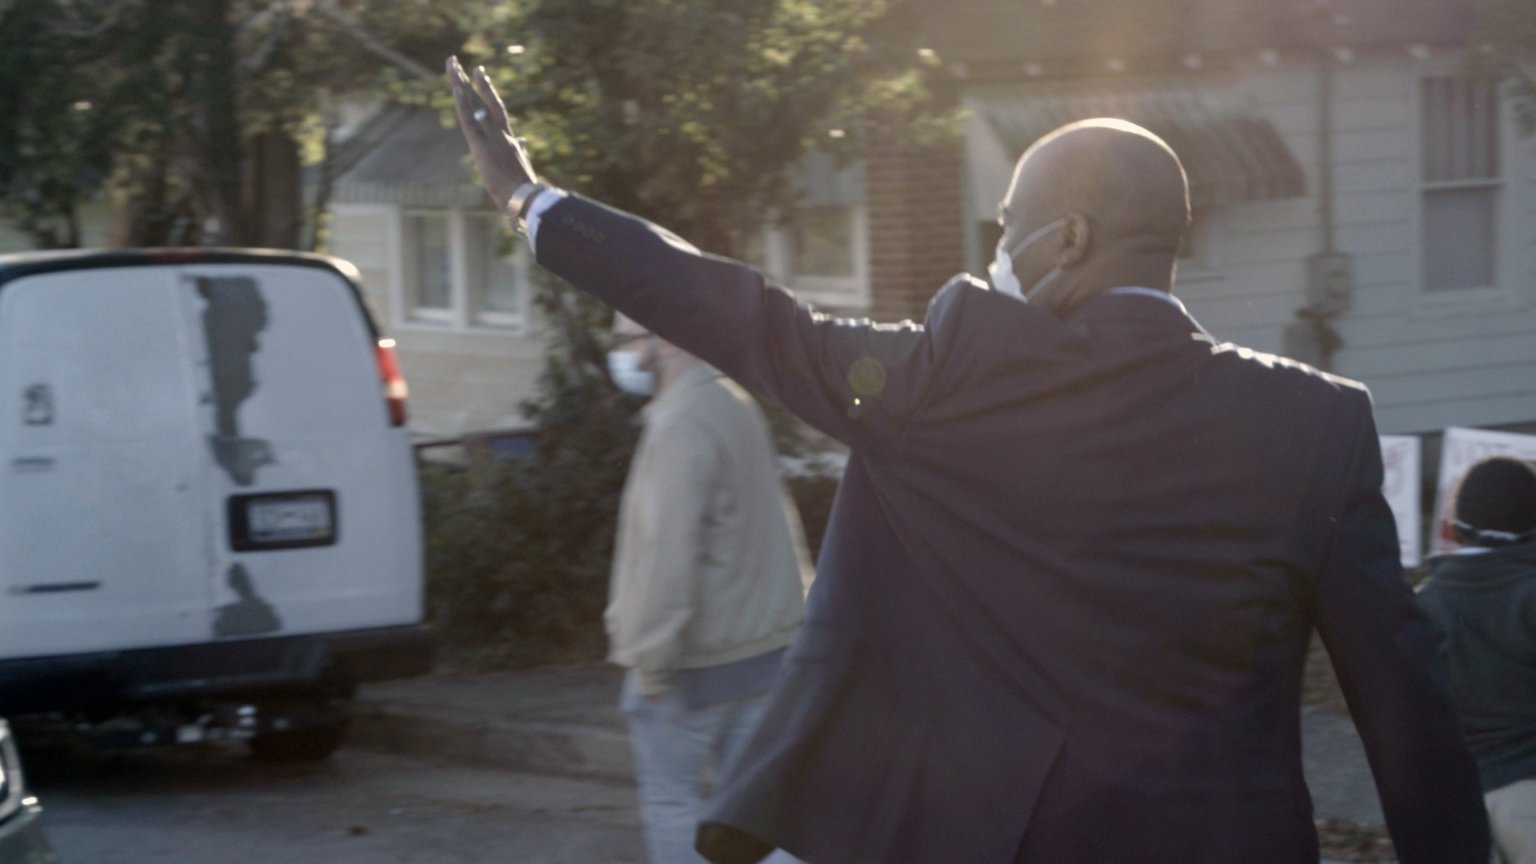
605, 314, 811, 864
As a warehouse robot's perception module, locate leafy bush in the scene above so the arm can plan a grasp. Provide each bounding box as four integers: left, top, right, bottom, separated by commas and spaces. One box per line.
421, 341, 642, 666
421, 416, 842, 667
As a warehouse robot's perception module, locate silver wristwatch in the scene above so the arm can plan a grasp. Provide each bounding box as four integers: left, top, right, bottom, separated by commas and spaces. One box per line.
506, 180, 548, 236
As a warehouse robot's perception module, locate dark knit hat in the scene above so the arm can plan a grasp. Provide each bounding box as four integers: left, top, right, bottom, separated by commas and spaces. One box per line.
1453, 456, 1536, 546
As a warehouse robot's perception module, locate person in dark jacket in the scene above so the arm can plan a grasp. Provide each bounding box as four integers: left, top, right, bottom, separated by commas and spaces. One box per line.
446, 57, 1489, 864
1418, 455, 1536, 864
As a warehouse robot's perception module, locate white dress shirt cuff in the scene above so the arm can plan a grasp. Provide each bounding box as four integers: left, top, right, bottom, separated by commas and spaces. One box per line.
524, 187, 568, 253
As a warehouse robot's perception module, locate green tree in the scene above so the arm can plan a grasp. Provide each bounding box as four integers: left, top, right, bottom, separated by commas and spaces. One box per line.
1475, 0, 1536, 134
417, 0, 953, 389
442, 0, 948, 253
0, 0, 468, 249
412, 0, 953, 661
458, 0, 953, 470
0, 1, 124, 247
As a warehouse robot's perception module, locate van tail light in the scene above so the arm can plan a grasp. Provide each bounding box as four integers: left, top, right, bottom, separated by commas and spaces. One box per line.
375, 338, 409, 427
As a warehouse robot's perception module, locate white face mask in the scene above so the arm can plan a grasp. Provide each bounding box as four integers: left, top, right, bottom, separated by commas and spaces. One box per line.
988, 217, 1066, 302
606, 349, 656, 397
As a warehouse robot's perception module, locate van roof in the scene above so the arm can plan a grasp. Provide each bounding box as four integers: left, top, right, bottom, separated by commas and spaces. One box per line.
0, 248, 378, 338
0, 248, 358, 284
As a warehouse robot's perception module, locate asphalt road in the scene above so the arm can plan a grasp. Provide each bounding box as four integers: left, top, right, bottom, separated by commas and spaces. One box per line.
21, 744, 646, 864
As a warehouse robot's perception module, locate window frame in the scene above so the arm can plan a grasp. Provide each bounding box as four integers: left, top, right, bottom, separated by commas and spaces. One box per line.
1411, 70, 1521, 315
399, 210, 456, 325
754, 202, 871, 309
391, 206, 532, 335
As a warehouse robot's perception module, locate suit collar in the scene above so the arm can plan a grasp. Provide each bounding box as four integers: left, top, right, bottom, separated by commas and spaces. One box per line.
1061, 288, 1212, 341
931, 274, 1212, 350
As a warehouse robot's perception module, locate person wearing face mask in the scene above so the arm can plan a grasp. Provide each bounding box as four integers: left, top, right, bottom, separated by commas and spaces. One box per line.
449, 58, 1488, 864
604, 313, 812, 864
1416, 457, 1536, 864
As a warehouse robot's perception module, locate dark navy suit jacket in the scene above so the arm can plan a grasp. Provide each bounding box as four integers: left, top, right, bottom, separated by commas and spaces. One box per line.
534, 194, 1489, 864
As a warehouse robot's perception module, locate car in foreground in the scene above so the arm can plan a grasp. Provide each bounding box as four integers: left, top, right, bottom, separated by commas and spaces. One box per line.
0, 250, 433, 763
0, 720, 56, 864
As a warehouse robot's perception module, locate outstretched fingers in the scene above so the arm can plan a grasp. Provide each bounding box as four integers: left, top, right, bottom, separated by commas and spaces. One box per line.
471, 65, 512, 132
446, 57, 483, 140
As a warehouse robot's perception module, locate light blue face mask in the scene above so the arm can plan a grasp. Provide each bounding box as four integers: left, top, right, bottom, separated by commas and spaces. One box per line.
607, 349, 657, 396
988, 217, 1066, 302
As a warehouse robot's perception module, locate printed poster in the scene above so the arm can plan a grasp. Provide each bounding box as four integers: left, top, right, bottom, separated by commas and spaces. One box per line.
1379, 435, 1421, 568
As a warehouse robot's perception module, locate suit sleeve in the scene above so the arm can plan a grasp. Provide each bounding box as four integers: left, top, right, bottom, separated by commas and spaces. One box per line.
1311, 394, 1489, 864
533, 194, 929, 448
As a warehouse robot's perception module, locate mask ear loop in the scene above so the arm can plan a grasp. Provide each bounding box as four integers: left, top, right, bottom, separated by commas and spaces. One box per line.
999, 216, 1068, 260
994, 217, 1069, 304
1452, 519, 1536, 546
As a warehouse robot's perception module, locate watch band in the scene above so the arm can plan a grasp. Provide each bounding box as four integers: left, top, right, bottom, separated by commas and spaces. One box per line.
506, 180, 547, 236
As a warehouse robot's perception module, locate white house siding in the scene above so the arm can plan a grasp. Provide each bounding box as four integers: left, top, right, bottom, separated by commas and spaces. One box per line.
1330, 54, 1536, 434
327, 204, 547, 440
1174, 61, 1317, 357
325, 207, 394, 328
1157, 51, 1536, 435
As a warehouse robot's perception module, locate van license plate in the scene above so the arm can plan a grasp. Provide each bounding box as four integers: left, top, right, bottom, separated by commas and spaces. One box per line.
228, 491, 337, 551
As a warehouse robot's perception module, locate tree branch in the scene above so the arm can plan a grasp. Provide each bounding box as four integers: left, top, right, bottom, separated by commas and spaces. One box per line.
38, 0, 136, 38
308, 0, 437, 80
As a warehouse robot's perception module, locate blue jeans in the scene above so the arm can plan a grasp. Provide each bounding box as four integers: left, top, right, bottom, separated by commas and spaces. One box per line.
622, 672, 800, 864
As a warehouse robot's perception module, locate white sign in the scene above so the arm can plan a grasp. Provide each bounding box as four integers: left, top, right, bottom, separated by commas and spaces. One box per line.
1430, 427, 1536, 555
1379, 435, 1422, 568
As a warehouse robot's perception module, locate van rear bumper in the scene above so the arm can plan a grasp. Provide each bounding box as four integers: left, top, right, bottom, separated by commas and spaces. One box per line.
0, 625, 434, 716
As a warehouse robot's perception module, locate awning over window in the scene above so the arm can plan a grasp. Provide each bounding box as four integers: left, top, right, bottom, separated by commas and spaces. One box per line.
965, 83, 1306, 220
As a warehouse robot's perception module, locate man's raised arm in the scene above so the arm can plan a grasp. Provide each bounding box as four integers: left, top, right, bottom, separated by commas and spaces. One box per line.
446, 57, 928, 447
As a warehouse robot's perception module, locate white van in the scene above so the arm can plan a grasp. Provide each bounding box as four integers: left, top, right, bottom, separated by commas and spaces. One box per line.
0, 249, 430, 761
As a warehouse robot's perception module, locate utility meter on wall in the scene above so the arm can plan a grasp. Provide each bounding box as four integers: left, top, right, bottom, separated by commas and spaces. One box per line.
1306, 251, 1353, 317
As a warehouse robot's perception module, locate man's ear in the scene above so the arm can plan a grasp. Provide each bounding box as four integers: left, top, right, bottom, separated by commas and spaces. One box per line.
1058, 212, 1091, 268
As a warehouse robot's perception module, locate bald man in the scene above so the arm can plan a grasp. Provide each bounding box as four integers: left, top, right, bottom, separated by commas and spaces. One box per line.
449, 59, 1488, 864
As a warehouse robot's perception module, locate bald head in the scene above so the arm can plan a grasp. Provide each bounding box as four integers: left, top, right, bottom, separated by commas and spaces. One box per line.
1009, 119, 1190, 259
994, 120, 1191, 312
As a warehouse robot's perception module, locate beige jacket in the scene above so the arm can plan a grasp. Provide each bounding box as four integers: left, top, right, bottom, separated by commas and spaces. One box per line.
605, 365, 812, 695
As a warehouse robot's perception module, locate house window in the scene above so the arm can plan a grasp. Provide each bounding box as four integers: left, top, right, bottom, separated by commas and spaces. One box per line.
402, 212, 452, 322
749, 203, 869, 306
463, 213, 523, 327
1421, 76, 1501, 292
743, 153, 869, 308
399, 208, 529, 331
792, 205, 856, 278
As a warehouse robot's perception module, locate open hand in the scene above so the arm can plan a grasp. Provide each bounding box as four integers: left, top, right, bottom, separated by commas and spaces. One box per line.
445, 56, 538, 211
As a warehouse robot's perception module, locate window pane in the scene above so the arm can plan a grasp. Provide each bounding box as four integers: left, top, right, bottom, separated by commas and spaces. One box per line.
404, 213, 451, 310
464, 215, 521, 318
1422, 77, 1500, 183
1423, 187, 1495, 291
1474, 79, 1500, 179
792, 206, 854, 278
1422, 77, 1449, 182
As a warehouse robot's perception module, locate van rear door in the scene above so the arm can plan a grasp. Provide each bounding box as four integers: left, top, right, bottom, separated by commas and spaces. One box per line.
0, 265, 209, 657
179, 263, 422, 643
